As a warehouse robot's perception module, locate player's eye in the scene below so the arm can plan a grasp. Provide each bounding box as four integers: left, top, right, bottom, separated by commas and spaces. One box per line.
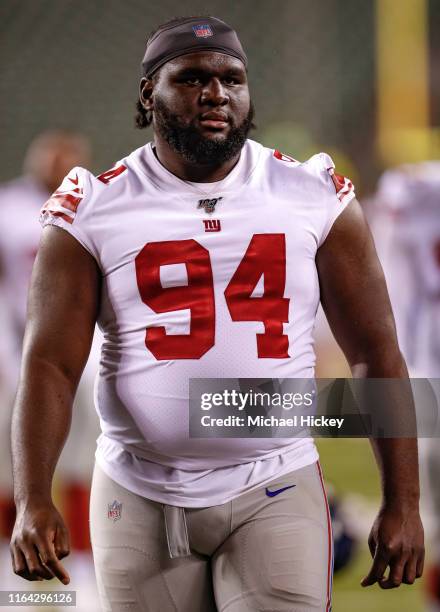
223, 77, 238, 85
184, 77, 202, 85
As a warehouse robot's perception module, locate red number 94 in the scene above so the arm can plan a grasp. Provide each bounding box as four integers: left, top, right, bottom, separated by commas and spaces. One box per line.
135, 234, 289, 360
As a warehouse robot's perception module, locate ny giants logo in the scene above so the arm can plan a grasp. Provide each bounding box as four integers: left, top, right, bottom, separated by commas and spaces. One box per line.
203, 219, 221, 232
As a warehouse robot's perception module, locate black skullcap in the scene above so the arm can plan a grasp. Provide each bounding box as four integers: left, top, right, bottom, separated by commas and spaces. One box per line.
141, 16, 248, 77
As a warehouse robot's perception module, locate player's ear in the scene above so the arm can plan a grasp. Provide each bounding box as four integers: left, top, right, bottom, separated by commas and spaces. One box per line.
139, 77, 154, 112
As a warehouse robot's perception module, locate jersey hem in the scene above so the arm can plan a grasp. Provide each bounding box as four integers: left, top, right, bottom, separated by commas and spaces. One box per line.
318, 190, 355, 247
94, 446, 319, 508
40, 214, 102, 271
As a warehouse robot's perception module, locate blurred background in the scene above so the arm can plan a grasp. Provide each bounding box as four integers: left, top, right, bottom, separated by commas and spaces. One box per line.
0, 1, 439, 610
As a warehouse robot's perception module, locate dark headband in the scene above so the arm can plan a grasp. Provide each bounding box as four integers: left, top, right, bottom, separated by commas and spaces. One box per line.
141, 16, 248, 77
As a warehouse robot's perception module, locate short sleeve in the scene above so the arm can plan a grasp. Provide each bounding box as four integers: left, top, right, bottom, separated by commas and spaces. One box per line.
39, 166, 100, 263
317, 152, 356, 246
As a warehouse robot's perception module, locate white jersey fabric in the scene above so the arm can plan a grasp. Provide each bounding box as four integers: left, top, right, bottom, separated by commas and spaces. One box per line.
0, 177, 48, 375
368, 163, 440, 564
0, 175, 102, 482
0, 177, 48, 488
369, 162, 440, 377
40, 139, 355, 507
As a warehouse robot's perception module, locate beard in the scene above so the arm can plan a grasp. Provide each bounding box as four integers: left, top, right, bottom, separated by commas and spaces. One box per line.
153, 96, 255, 165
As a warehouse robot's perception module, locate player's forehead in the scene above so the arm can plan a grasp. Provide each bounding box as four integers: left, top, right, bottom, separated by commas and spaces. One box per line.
161, 52, 247, 78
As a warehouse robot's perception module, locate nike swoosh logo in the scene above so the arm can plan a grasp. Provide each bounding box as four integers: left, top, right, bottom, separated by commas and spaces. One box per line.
265, 485, 296, 497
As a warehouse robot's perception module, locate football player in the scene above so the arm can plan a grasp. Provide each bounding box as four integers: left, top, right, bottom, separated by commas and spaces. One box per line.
0, 131, 101, 607
10, 16, 424, 612
368, 163, 440, 611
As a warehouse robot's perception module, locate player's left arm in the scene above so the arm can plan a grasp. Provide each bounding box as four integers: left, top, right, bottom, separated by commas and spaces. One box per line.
316, 198, 425, 589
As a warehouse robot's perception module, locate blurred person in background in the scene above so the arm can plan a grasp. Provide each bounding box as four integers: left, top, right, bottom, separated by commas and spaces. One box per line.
0, 130, 100, 609
9, 16, 424, 612
0, 131, 92, 355
366, 163, 440, 612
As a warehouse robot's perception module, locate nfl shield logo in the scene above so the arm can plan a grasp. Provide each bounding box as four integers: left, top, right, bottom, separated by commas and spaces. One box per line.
198, 196, 222, 213
107, 500, 122, 522
192, 24, 213, 38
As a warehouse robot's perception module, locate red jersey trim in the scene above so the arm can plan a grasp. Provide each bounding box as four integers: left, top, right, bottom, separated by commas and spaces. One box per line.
273, 149, 298, 163
97, 164, 127, 184
40, 184, 84, 225
317, 461, 334, 612
327, 167, 354, 204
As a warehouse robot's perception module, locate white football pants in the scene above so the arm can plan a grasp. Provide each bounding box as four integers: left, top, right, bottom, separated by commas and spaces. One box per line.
90, 461, 333, 612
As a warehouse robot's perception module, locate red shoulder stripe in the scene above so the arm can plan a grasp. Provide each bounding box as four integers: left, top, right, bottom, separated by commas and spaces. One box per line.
274, 149, 298, 163
97, 164, 127, 184
327, 167, 354, 203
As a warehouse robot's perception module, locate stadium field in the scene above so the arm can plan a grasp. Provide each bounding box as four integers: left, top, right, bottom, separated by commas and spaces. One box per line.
317, 439, 425, 612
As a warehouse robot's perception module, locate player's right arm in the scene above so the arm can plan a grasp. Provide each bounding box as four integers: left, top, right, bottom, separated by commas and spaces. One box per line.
10, 225, 100, 584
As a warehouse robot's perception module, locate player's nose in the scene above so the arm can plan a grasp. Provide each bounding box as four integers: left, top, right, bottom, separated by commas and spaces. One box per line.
200, 77, 229, 106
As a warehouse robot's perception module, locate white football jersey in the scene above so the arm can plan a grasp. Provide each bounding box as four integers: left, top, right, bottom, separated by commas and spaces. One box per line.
40, 139, 355, 506
0, 177, 47, 329
0, 176, 48, 387
370, 162, 440, 378
0, 175, 102, 481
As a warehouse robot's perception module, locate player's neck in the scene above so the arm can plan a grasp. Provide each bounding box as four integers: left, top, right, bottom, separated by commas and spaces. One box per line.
152, 140, 240, 183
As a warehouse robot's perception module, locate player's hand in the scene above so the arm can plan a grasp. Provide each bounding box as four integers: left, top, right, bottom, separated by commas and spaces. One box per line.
10, 500, 71, 584
361, 503, 424, 589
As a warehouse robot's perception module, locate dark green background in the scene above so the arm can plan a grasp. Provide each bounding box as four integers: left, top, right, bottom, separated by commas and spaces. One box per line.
0, 0, 377, 190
